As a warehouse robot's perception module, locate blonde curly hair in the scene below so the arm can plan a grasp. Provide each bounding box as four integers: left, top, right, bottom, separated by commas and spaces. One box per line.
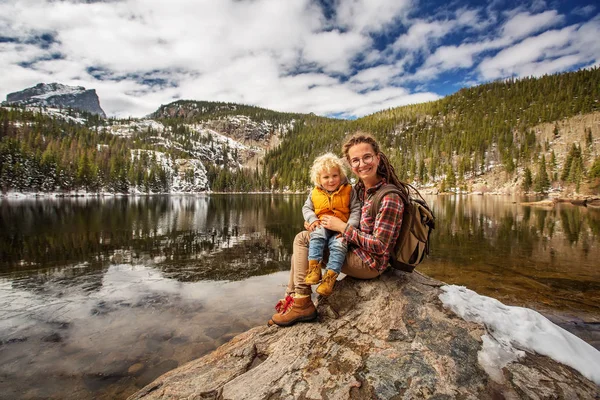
310, 152, 347, 186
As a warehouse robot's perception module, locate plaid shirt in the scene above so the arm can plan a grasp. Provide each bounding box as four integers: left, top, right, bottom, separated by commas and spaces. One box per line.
342, 180, 404, 271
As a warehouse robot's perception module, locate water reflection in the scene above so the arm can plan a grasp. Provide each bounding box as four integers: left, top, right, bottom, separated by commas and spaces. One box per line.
0, 195, 304, 400
1, 263, 290, 399
0, 195, 303, 278
0, 194, 599, 399
421, 195, 600, 319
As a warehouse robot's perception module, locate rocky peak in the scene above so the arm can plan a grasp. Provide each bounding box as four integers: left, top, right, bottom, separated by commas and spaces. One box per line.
129, 271, 599, 399
4, 82, 106, 118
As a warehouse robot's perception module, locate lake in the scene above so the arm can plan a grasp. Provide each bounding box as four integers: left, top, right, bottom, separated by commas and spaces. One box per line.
0, 194, 599, 399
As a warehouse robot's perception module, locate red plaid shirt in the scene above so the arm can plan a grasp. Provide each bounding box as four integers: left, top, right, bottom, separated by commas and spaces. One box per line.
342, 180, 404, 271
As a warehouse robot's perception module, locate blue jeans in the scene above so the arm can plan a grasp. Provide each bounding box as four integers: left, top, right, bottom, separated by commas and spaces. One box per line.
308, 226, 347, 274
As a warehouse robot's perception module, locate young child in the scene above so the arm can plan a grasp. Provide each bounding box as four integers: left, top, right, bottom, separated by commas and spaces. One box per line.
302, 153, 360, 296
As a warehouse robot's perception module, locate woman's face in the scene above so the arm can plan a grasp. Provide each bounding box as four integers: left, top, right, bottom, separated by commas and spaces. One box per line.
347, 142, 380, 183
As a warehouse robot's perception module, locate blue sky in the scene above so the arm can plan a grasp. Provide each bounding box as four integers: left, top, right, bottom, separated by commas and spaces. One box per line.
0, 0, 598, 118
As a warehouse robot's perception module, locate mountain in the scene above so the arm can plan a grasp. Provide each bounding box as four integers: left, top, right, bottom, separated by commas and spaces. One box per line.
0, 68, 599, 195
263, 67, 600, 194
150, 100, 310, 154
0, 99, 313, 194
3, 83, 106, 118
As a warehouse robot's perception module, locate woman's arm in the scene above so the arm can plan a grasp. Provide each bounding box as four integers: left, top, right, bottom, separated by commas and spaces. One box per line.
343, 193, 404, 255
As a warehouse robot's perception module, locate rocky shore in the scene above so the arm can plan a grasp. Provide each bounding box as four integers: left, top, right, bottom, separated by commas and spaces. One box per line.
129, 271, 599, 400
519, 196, 600, 207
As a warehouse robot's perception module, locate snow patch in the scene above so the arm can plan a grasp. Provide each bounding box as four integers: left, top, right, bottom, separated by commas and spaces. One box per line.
439, 285, 600, 385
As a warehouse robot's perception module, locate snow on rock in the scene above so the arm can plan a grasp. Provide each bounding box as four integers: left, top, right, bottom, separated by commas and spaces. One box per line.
439, 285, 600, 385
104, 119, 166, 137
130, 149, 208, 192
3, 106, 88, 125
192, 126, 251, 152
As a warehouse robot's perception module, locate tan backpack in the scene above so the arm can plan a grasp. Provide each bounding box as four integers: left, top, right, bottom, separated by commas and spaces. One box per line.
368, 183, 435, 272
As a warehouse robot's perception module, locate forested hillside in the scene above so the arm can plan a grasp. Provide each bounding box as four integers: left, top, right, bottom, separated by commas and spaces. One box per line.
1, 68, 599, 195
0, 102, 320, 194
263, 67, 600, 194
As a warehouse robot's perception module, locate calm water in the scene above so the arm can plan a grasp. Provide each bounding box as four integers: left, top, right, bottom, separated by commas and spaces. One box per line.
0, 194, 599, 399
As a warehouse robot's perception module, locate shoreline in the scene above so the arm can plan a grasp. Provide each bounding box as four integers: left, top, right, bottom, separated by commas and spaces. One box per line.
2, 190, 598, 206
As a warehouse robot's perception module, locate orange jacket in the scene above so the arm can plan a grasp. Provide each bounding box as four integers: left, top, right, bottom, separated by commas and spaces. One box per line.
311, 183, 352, 222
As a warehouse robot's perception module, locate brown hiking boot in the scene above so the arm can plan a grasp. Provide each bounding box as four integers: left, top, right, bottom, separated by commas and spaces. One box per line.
316, 270, 338, 296
305, 260, 322, 285
271, 295, 317, 327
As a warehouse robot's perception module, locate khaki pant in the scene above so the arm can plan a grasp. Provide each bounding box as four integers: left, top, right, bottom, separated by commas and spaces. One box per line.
286, 230, 382, 296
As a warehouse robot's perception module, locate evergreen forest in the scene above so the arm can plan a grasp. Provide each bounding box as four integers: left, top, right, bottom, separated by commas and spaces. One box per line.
1, 67, 599, 195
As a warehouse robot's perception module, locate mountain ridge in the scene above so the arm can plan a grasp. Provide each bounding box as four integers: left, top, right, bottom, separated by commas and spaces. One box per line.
1, 68, 599, 195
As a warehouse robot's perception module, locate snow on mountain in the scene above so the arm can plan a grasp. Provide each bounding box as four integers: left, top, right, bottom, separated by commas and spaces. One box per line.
130, 149, 209, 193
4, 83, 107, 118
27, 83, 86, 99
103, 119, 166, 137
1, 101, 283, 194
4, 106, 89, 125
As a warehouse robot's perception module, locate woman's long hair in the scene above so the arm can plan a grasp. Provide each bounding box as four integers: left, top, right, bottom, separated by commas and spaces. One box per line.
342, 131, 404, 199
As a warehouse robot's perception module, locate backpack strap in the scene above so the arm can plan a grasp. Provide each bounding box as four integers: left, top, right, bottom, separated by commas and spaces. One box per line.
368, 183, 409, 218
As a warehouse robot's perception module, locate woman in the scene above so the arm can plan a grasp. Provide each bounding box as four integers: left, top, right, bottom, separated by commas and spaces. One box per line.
270, 131, 405, 327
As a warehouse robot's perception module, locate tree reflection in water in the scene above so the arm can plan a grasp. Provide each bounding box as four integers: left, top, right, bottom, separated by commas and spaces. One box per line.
0, 194, 599, 399
421, 195, 600, 318
0, 195, 304, 279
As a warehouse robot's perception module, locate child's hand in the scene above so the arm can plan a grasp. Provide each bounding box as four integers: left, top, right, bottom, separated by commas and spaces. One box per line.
307, 220, 321, 232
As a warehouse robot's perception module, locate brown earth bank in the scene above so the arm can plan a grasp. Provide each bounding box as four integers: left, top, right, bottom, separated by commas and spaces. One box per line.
129, 271, 599, 400
519, 196, 600, 207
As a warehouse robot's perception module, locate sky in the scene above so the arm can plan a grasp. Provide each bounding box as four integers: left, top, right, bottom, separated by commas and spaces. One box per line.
0, 0, 599, 119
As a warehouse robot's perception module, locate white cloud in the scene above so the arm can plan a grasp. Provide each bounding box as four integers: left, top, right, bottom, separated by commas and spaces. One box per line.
501, 10, 564, 41
0, 0, 598, 118
348, 64, 402, 91
411, 9, 598, 85
572, 5, 596, 17
303, 30, 371, 74
478, 23, 595, 80
393, 20, 455, 52
335, 0, 411, 33
424, 41, 490, 71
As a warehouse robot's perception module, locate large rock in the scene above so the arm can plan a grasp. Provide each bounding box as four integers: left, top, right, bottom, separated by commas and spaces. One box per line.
4, 82, 106, 117
129, 271, 599, 399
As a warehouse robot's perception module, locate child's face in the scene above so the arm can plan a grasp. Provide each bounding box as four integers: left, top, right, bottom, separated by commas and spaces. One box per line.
319, 167, 342, 191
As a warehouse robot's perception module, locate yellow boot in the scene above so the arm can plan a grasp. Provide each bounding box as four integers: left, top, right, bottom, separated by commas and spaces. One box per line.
316, 270, 338, 296
305, 260, 322, 285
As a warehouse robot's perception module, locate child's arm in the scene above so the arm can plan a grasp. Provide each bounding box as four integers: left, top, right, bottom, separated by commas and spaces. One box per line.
347, 188, 361, 228
302, 191, 319, 225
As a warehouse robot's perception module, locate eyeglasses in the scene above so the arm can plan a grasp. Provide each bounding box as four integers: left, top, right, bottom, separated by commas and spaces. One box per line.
349, 153, 375, 168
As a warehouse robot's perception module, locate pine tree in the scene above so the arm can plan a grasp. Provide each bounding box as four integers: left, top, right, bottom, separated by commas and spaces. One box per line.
522, 167, 533, 192
549, 150, 557, 182
534, 155, 550, 193
561, 144, 585, 184
589, 156, 600, 179
418, 159, 427, 183
445, 164, 456, 190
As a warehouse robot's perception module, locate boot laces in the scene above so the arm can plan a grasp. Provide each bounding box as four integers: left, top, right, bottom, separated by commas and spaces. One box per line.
275, 295, 294, 314
324, 272, 336, 285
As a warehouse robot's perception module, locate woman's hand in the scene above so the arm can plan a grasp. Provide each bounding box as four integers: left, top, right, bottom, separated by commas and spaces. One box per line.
320, 215, 347, 233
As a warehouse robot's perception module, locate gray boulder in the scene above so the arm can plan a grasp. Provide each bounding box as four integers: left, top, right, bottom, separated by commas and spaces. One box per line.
129, 271, 599, 399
